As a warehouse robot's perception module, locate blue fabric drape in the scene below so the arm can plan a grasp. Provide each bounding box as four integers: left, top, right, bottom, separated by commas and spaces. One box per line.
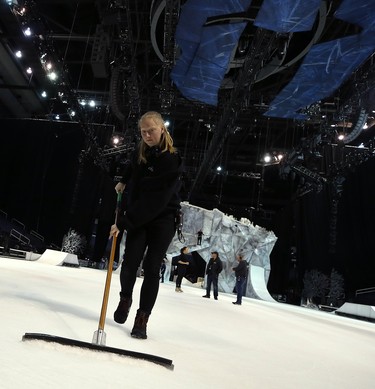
265, 33, 375, 119
171, 0, 252, 106
254, 0, 321, 32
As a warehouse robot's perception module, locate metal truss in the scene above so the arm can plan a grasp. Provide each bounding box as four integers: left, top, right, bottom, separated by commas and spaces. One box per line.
190, 28, 277, 195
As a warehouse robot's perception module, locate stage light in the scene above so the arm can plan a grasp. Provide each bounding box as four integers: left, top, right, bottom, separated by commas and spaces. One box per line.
41, 91, 47, 98
15, 50, 22, 58
47, 71, 57, 81
260, 152, 284, 165
263, 154, 272, 163
58, 92, 67, 103
55, 115, 60, 120
26, 67, 32, 74
110, 133, 124, 147
49, 72, 57, 80
337, 134, 345, 141
13, 4, 27, 15
89, 100, 96, 107
216, 166, 222, 172
23, 27, 32, 37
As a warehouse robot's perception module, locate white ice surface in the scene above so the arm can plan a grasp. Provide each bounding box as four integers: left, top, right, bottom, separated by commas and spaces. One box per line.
1, 257, 375, 389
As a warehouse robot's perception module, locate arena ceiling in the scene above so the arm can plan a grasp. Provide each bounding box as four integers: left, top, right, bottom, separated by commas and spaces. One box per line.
1, 0, 374, 222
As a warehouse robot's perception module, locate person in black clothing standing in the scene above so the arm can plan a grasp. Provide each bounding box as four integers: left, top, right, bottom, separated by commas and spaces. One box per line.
196, 229, 203, 245
232, 254, 248, 305
202, 251, 223, 300
160, 257, 167, 283
175, 246, 190, 292
110, 111, 183, 339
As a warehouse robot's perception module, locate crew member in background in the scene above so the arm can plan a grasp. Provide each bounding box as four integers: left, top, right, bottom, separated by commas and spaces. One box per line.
232, 254, 247, 305
202, 251, 223, 300
175, 246, 191, 292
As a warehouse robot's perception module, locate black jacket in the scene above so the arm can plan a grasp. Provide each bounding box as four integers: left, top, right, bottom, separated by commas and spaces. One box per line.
117, 146, 183, 231
206, 258, 223, 277
233, 260, 248, 278
177, 253, 191, 275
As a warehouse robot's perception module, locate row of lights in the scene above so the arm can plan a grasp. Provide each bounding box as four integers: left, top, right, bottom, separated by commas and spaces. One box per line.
215, 152, 285, 172
8, 1, 100, 121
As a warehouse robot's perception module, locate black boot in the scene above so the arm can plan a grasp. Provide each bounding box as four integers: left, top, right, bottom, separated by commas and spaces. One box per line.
113, 296, 132, 324
131, 309, 149, 339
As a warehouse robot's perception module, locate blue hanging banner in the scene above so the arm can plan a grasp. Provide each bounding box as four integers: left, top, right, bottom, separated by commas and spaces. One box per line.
254, 0, 321, 32
265, 33, 375, 119
171, 0, 252, 106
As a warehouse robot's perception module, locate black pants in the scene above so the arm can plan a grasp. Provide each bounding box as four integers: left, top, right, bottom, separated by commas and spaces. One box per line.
119, 213, 176, 315
160, 267, 166, 283
206, 274, 219, 298
235, 276, 247, 304
176, 269, 186, 288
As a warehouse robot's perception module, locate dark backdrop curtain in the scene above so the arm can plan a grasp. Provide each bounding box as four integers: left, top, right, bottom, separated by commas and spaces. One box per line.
269, 157, 375, 300
336, 158, 375, 297
0, 118, 99, 246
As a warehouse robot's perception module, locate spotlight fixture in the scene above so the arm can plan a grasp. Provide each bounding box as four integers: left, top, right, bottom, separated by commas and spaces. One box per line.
47, 71, 57, 81
260, 152, 284, 166
263, 154, 272, 163
112, 136, 121, 145
110, 132, 125, 147
23, 27, 32, 36
14, 5, 26, 15
15, 50, 22, 58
